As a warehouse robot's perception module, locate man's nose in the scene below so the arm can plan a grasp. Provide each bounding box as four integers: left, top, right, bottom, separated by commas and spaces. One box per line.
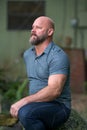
31, 27, 36, 33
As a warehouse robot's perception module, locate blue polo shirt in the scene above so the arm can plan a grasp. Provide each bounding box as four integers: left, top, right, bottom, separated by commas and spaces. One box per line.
24, 42, 71, 109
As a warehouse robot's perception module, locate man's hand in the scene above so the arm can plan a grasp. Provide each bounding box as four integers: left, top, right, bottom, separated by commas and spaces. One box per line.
10, 99, 26, 118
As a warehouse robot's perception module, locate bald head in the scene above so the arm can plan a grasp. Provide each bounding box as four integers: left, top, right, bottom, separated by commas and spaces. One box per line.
34, 16, 55, 30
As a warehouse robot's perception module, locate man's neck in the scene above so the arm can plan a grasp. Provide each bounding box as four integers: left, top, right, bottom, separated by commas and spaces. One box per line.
35, 40, 51, 56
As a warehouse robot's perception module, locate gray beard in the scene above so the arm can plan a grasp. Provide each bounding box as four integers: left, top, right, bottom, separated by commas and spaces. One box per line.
29, 34, 48, 46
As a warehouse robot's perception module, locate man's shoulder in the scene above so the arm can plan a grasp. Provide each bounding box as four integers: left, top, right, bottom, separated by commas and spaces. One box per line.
49, 42, 70, 63
51, 43, 67, 57
23, 46, 33, 58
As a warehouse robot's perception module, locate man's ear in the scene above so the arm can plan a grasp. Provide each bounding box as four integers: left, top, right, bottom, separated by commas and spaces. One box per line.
48, 28, 54, 36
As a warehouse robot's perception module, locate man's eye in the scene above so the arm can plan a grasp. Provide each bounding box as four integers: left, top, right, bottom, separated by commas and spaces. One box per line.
37, 26, 42, 29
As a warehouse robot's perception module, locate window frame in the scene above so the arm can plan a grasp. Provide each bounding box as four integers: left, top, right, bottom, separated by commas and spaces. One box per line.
7, 0, 46, 30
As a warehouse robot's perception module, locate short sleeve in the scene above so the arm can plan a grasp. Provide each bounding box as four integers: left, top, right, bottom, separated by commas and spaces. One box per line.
49, 50, 70, 76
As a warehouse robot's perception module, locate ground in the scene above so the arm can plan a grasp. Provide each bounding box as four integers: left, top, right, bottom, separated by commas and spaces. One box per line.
72, 93, 87, 121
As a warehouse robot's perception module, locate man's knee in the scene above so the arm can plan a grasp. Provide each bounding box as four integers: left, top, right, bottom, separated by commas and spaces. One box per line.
18, 103, 38, 121
18, 106, 26, 122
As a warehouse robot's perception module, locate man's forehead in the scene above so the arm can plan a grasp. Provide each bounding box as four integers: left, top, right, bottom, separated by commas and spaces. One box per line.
34, 17, 49, 24
33, 18, 48, 27
33, 16, 54, 29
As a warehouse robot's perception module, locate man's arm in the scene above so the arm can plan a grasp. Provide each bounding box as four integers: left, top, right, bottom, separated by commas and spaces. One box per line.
10, 74, 67, 118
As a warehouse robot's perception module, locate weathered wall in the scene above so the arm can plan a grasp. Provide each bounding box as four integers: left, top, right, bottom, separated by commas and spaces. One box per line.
65, 48, 86, 93
0, 0, 87, 80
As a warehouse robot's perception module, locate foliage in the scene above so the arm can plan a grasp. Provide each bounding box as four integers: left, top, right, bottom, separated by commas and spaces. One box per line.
0, 68, 28, 113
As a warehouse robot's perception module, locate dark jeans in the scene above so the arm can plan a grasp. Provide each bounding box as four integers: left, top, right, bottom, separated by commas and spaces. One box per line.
18, 101, 70, 130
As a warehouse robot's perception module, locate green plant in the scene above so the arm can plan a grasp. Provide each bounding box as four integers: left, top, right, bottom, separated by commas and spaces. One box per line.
1, 78, 28, 112
16, 78, 28, 101
0, 67, 29, 113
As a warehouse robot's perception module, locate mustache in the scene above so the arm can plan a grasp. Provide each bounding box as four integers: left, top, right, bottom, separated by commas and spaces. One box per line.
31, 33, 37, 37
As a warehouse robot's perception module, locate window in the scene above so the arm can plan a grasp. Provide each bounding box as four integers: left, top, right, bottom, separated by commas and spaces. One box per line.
7, 1, 45, 30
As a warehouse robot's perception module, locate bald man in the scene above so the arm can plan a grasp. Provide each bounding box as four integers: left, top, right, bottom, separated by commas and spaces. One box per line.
10, 16, 71, 130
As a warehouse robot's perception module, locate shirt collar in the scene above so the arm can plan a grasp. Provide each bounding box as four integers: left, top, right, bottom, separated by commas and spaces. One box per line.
44, 42, 54, 54
31, 42, 54, 55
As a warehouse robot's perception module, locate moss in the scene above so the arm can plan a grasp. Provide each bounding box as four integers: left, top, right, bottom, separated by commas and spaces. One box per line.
0, 114, 18, 127
58, 109, 87, 130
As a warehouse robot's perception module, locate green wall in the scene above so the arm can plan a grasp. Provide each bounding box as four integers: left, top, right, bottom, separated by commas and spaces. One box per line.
0, 0, 87, 79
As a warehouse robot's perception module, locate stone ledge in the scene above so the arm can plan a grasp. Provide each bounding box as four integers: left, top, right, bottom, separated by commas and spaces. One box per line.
58, 109, 87, 130
0, 109, 87, 130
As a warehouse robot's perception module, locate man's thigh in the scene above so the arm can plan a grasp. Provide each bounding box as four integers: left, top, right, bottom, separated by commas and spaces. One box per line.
18, 102, 69, 129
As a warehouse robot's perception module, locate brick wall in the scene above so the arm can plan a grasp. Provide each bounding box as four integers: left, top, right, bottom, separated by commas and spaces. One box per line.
64, 48, 86, 93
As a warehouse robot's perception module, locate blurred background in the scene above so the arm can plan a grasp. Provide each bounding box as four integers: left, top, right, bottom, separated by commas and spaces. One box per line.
0, 0, 87, 122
